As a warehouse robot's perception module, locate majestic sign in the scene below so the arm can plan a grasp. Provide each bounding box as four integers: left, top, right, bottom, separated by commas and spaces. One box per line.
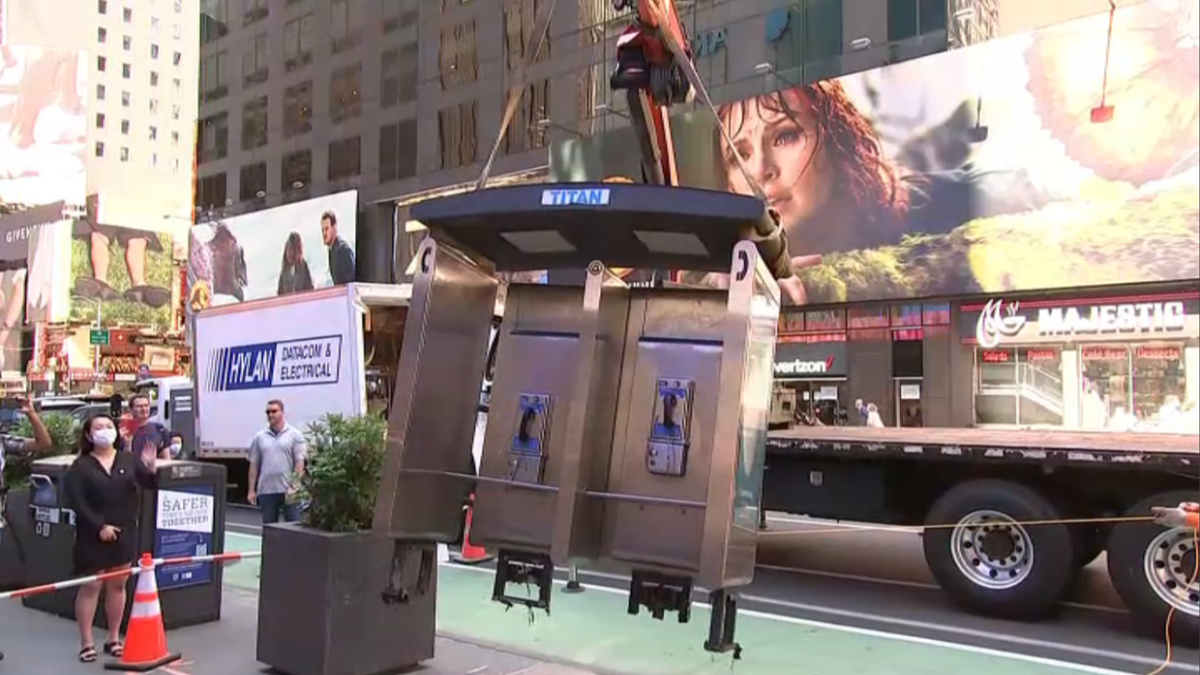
974, 298, 1190, 346
975, 299, 1027, 348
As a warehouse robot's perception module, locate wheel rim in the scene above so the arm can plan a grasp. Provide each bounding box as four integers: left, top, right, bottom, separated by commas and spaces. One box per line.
950, 509, 1034, 590
1143, 527, 1200, 617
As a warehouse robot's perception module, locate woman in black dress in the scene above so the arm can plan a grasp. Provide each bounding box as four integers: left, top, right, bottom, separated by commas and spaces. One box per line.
63, 414, 158, 663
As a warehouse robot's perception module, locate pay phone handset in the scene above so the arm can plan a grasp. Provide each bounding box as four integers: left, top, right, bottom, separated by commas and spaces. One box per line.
647, 378, 694, 477
507, 394, 552, 484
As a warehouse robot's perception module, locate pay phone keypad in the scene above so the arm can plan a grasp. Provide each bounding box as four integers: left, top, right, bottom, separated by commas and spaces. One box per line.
647, 378, 694, 477
508, 393, 552, 484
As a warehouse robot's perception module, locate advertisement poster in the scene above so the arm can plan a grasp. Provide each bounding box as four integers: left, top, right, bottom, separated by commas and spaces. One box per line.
550, 0, 1200, 305
0, 44, 88, 206
68, 210, 177, 331
154, 486, 216, 591
186, 191, 358, 315
0, 267, 25, 373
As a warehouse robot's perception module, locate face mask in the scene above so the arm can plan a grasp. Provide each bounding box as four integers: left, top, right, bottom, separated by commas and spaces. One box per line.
91, 428, 118, 447
169, 442, 183, 456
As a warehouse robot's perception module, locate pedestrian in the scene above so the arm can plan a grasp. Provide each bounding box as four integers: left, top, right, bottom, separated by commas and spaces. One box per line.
63, 414, 158, 663
855, 398, 869, 425
247, 399, 307, 524
866, 403, 885, 428
167, 431, 186, 459
124, 393, 170, 459
0, 396, 52, 664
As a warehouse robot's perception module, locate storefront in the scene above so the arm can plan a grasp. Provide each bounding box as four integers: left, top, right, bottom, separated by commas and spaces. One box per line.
961, 289, 1200, 433
771, 337, 848, 427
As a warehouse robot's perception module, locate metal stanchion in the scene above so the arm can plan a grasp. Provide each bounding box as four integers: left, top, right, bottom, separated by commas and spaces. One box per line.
562, 564, 584, 594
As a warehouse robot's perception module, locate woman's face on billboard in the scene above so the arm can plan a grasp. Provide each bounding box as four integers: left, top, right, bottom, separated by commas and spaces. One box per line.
721, 89, 831, 232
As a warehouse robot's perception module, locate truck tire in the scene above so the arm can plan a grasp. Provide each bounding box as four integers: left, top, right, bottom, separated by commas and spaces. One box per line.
923, 479, 1077, 620
1106, 490, 1199, 648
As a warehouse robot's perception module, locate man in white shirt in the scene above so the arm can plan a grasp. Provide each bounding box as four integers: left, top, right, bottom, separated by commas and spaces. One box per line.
247, 399, 307, 524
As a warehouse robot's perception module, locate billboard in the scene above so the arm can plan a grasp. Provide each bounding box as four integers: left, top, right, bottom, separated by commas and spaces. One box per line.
550, 0, 1199, 305
68, 214, 179, 331
0, 44, 88, 206
186, 191, 358, 314
0, 267, 26, 373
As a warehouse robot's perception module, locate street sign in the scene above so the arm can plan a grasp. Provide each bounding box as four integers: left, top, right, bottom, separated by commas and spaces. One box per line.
89, 329, 110, 346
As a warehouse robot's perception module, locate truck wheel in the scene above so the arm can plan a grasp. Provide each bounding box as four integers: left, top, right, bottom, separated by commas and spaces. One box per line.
923, 479, 1076, 620
1106, 490, 1199, 648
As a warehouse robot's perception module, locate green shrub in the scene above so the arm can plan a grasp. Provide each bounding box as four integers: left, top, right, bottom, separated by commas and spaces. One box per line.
297, 413, 387, 533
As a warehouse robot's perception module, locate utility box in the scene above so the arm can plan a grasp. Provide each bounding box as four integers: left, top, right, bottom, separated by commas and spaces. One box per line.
373, 182, 785, 654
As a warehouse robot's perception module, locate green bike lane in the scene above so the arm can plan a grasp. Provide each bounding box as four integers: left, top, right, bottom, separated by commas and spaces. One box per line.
223, 531, 1140, 675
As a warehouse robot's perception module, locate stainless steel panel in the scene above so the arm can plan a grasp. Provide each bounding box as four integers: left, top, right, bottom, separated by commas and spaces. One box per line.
472, 283, 586, 553
373, 238, 499, 542
602, 288, 727, 574
551, 263, 630, 565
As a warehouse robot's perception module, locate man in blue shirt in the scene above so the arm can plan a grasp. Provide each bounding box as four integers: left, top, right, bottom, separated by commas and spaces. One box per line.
320, 210, 355, 287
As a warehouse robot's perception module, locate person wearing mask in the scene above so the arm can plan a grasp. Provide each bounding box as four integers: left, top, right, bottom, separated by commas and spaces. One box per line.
247, 399, 307, 524
124, 394, 169, 459
63, 415, 158, 663
0, 397, 52, 664
320, 211, 355, 287
167, 431, 186, 459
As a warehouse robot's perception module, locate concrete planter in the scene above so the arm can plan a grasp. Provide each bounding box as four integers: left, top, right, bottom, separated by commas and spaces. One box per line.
256, 523, 436, 675
0, 488, 31, 590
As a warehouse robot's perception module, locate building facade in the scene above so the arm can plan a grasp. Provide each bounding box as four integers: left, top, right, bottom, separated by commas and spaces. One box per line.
0, 0, 200, 393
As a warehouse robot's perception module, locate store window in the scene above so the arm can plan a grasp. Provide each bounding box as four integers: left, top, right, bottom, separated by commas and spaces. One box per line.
975, 347, 1064, 427
1081, 343, 1187, 431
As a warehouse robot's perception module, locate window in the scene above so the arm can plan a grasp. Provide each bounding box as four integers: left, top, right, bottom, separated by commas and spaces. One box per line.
283, 81, 313, 137
242, 32, 269, 86
201, 51, 229, 102
98, 27, 107, 43
773, 0, 844, 74
149, 125, 158, 141
380, 43, 418, 108
329, 63, 362, 123
201, 0, 229, 44
97, 56, 107, 71
121, 119, 130, 135
123, 35, 132, 51
438, 100, 478, 169
96, 84, 106, 100
172, 104, 180, 120
243, 0, 268, 25
150, 152, 159, 167
151, 44, 160, 59
500, 79, 549, 155
173, 23, 182, 40
330, 0, 362, 53
171, 130, 180, 147
503, 0, 550, 70
281, 150, 312, 191
380, 0, 418, 33
173, 78, 181, 93
284, 14, 315, 71
197, 173, 227, 209
439, 21, 478, 89
887, 0, 948, 42
198, 112, 229, 163
95, 113, 106, 129
379, 119, 417, 183
241, 97, 269, 150
121, 91, 131, 107
327, 136, 362, 181
149, 98, 159, 113
173, 51, 182, 66
98, 0, 107, 13
95, 141, 105, 157
122, 63, 131, 79
151, 17, 161, 34
150, 71, 159, 87
174, 0, 182, 13
122, 6, 131, 22
120, 147, 130, 162
239, 162, 268, 201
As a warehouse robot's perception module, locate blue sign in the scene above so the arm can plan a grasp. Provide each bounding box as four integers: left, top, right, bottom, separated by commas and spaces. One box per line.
205, 334, 342, 392
765, 8, 791, 43
540, 188, 610, 206
692, 28, 727, 57
154, 485, 216, 591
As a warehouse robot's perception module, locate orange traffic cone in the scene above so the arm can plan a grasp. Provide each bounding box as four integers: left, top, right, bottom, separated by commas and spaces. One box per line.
451, 494, 494, 565
104, 554, 181, 672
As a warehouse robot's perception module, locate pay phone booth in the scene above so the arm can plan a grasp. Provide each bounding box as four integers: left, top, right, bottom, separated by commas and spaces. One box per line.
22, 456, 227, 631
374, 183, 787, 655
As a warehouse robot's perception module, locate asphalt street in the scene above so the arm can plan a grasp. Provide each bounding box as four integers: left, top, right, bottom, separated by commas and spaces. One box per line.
225, 505, 1200, 675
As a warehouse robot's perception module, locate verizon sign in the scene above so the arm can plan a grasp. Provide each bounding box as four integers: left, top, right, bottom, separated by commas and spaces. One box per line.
774, 356, 835, 376
973, 298, 1191, 346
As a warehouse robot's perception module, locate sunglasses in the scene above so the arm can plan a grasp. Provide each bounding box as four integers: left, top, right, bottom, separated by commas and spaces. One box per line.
265, 409, 281, 415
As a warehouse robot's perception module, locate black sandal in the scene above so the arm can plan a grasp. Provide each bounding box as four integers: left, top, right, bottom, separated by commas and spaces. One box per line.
79, 645, 98, 662
103, 640, 123, 657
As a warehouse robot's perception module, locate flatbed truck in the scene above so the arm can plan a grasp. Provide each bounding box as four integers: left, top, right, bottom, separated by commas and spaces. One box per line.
762, 425, 1199, 644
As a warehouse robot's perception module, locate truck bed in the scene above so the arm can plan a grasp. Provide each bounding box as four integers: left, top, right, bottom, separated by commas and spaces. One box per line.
766, 426, 1199, 472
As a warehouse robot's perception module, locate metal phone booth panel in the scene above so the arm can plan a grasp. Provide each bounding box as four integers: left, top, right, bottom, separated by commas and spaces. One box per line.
372, 182, 784, 655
